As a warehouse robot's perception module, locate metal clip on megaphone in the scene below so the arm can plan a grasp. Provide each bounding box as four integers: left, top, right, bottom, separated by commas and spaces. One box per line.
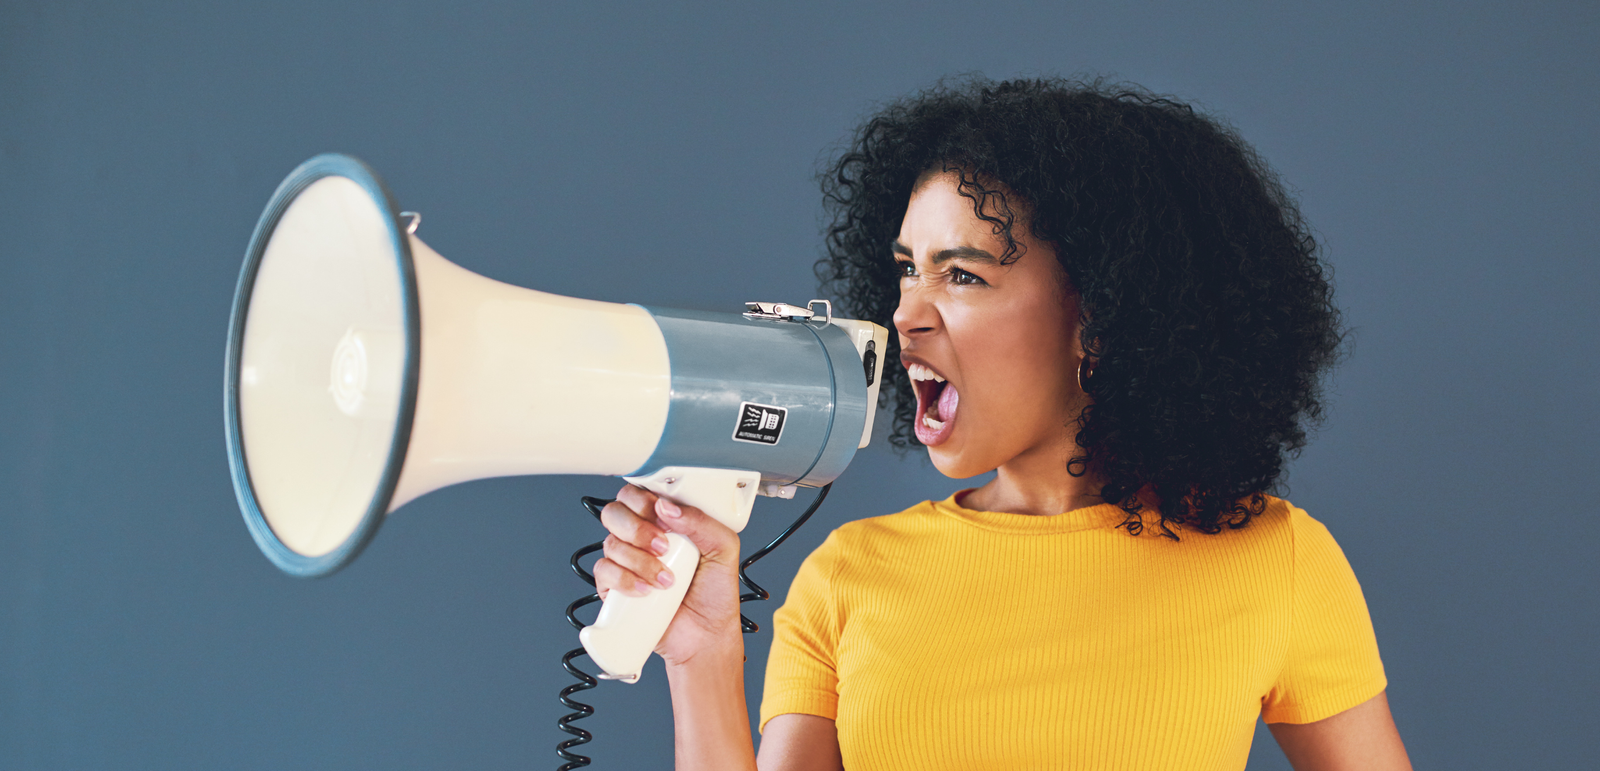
224, 154, 887, 684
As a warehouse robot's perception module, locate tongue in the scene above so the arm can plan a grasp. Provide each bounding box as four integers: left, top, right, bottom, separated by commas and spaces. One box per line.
929, 382, 959, 422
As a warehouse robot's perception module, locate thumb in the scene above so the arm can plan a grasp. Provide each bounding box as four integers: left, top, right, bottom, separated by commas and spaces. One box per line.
654, 497, 739, 567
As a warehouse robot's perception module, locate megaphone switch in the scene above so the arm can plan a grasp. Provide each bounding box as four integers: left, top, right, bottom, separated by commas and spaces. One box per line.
225, 154, 886, 681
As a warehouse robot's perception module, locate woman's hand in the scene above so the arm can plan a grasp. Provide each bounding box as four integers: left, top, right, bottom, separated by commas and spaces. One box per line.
593, 484, 745, 668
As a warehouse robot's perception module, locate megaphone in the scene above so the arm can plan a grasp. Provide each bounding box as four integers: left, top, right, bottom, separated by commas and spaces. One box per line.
224, 154, 886, 683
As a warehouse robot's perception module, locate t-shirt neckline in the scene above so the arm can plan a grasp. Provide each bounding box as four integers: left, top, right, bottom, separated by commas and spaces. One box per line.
934, 489, 1127, 535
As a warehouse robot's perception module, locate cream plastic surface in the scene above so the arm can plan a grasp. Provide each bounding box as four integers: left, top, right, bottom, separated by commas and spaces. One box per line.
387, 237, 671, 509
237, 176, 406, 557
581, 466, 762, 682
829, 318, 889, 448
581, 531, 697, 683
238, 176, 674, 557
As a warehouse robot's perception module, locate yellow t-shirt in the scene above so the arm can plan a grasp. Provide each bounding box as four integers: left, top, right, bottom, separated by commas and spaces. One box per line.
759, 494, 1386, 770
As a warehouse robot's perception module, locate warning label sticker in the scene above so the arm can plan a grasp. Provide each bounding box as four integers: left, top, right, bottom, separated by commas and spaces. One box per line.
733, 402, 787, 445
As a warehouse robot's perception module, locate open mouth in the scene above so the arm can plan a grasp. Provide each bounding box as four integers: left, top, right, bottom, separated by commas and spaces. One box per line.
908, 362, 958, 446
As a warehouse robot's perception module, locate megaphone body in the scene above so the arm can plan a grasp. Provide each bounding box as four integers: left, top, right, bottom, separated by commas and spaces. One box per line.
226, 154, 886, 683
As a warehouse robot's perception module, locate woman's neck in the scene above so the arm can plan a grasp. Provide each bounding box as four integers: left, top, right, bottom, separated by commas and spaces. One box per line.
961, 442, 1104, 517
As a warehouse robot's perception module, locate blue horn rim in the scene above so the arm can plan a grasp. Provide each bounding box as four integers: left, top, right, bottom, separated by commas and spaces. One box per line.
223, 153, 421, 578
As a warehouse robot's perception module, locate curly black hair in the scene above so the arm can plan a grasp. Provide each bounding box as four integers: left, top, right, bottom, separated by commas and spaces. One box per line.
816, 76, 1345, 537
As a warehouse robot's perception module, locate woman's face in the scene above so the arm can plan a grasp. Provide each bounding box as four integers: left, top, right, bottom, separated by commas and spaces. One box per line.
893, 171, 1086, 479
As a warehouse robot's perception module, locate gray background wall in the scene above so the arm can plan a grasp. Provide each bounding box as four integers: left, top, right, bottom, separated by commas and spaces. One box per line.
3, 1, 1596, 768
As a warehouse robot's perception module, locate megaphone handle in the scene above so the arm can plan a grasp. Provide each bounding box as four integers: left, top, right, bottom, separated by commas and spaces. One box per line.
578, 532, 700, 684
580, 467, 762, 683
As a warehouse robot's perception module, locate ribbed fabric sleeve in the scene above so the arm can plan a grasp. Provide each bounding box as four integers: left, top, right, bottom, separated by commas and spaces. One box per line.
758, 494, 1387, 771
1259, 509, 1388, 724
762, 530, 845, 722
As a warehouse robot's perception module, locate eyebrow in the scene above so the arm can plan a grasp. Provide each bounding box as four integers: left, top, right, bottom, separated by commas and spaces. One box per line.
890, 241, 1001, 265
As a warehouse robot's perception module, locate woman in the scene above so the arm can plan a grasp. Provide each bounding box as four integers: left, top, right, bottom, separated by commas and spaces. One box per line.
593, 77, 1412, 770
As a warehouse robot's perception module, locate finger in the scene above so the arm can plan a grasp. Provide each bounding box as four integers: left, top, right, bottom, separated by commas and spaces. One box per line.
603, 534, 674, 590
600, 500, 671, 555
653, 497, 740, 566
615, 484, 661, 524
593, 556, 653, 599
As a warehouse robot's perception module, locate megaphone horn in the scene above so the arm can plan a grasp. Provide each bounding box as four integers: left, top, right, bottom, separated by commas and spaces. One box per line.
225, 154, 886, 683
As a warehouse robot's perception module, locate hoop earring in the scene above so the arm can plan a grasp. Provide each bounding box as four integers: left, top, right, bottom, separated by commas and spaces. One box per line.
1077, 357, 1095, 392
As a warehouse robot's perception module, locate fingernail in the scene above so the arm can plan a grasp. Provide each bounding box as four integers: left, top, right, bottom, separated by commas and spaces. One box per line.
634, 578, 652, 596
651, 536, 669, 556
656, 570, 674, 589
658, 499, 682, 518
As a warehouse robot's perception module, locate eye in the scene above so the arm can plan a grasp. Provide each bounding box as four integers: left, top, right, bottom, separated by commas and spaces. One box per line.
951, 267, 986, 286
896, 259, 917, 278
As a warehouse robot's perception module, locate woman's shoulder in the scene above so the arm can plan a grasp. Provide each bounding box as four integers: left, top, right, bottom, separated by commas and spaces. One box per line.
1166, 494, 1310, 534
1162, 496, 1351, 568
807, 494, 1340, 560
1248, 496, 1340, 542
1115, 496, 1331, 562
819, 495, 940, 540
802, 498, 949, 565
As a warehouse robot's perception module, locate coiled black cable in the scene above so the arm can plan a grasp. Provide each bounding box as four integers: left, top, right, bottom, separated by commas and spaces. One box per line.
555, 484, 832, 769
737, 483, 830, 633
555, 496, 610, 771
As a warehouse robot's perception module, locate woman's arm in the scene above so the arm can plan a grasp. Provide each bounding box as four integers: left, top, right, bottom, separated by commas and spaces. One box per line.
663, 640, 759, 771
596, 487, 845, 770
757, 714, 844, 771
1268, 690, 1412, 771
595, 486, 759, 771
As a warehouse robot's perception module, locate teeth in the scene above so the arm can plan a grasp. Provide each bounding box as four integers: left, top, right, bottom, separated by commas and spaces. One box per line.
908, 363, 946, 383
922, 415, 945, 430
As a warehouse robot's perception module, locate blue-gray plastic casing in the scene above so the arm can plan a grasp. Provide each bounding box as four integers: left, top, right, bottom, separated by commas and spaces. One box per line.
627, 306, 868, 487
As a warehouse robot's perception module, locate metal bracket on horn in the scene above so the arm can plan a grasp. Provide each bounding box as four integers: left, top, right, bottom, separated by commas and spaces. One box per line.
743, 299, 832, 326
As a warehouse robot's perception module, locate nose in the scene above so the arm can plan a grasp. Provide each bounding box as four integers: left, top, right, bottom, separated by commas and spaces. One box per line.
893, 283, 940, 340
